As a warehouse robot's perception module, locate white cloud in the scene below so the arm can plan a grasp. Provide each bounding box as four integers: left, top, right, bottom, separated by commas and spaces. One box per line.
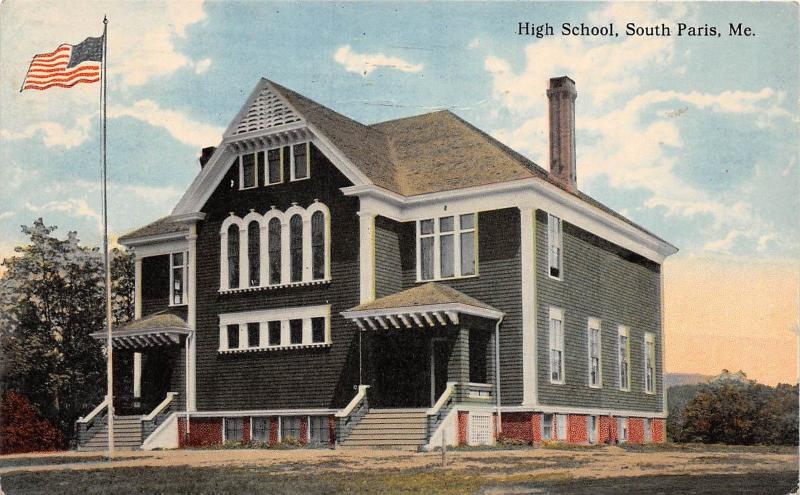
0, 115, 94, 149
482, 2, 793, 252
334, 45, 423, 76
108, 100, 223, 148
194, 58, 212, 75
468, 38, 481, 49
25, 198, 102, 230
0, 212, 14, 221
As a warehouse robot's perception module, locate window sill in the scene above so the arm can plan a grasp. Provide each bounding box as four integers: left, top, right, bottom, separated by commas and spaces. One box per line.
548, 274, 563, 282
239, 185, 258, 191
219, 342, 332, 354
549, 380, 565, 385
220, 278, 331, 294
289, 176, 310, 183
619, 388, 631, 393
169, 302, 188, 308
588, 384, 602, 389
416, 273, 479, 284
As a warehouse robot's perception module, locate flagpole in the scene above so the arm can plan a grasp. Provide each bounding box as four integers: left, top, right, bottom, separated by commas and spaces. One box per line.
100, 15, 114, 458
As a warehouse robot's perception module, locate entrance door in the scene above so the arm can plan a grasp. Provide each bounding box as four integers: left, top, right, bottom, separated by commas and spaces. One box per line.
430, 339, 449, 406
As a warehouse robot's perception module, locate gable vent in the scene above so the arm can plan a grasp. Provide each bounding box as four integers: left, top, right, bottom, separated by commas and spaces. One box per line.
233, 87, 302, 135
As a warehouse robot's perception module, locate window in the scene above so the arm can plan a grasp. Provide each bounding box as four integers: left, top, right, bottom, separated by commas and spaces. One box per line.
309, 416, 328, 445
417, 213, 477, 281
311, 211, 325, 280
266, 148, 282, 185
644, 418, 652, 443
311, 317, 325, 343
290, 214, 303, 282
252, 417, 270, 442
224, 417, 244, 442
291, 143, 309, 181
618, 326, 630, 391
268, 217, 281, 285
549, 307, 565, 383
268, 321, 281, 346
617, 417, 628, 443
419, 219, 434, 280
588, 318, 602, 388
547, 214, 562, 279
227, 224, 240, 289
248, 221, 260, 287
587, 416, 598, 444
247, 322, 260, 348
281, 416, 302, 442
227, 324, 239, 350
440, 216, 455, 278
219, 305, 331, 352
240, 153, 257, 189
459, 214, 476, 276
542, 414, 553, 440
556, 414, 567, 440
290, 319, 303, 344
645, 332, 656, 394
170, 252, 187, 306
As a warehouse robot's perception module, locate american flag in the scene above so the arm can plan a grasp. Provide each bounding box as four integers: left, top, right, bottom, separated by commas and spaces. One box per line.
21, 35, 104, 91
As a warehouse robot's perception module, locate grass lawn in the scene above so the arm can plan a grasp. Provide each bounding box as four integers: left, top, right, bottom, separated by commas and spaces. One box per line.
1, 465, 797, 495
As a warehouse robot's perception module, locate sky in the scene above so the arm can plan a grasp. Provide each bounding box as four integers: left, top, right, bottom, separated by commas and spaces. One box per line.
0, 1, 797, 384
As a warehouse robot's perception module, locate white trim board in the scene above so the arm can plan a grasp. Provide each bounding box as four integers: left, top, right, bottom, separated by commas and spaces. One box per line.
343, 179, 677, 263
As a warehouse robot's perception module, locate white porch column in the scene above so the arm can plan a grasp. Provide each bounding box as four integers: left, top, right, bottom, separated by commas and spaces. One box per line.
519, 206, 537, 406
358, 212, 376, 304
133, 352, 142, 398
134, 256, 142, 319
187, 223, 198, 411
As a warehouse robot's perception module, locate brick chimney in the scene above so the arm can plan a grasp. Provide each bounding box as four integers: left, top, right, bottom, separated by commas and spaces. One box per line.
547, 76, 577, 191
199, 146, 216, 168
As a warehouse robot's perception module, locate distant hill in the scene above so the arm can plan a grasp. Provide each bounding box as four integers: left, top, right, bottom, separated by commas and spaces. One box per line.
665, 373, 711, 388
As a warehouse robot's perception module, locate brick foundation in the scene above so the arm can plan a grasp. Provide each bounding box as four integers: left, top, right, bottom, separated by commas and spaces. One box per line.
628, 418, 644, 444
178, 417, 222, 447
652, 418, 665, 443
531, 413, 542, 442
567, 414, 588, 443
500, 412, 534, 444
242, 417, 251, 444
269, 417, 279, 445
458, 411, 469, 446
328, 415, 336, 446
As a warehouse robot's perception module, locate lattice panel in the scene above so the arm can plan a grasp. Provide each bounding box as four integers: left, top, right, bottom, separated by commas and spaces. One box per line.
468, 412, 492, 445
233, 87, 302, 135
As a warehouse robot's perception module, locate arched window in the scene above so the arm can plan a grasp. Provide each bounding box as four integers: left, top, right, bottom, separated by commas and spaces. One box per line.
290, 214, 303, 282
248, 221, 260, 287
311, 211, 325, 280
268, 218, 281, 285
227, 224, 239, 289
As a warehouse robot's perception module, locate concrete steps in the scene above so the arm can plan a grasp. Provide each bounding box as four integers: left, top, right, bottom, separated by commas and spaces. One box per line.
340, 409, 428, 450
78, 416, 142, 451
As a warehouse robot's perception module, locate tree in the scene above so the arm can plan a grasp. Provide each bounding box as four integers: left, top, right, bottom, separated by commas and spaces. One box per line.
0, 219, 134, 447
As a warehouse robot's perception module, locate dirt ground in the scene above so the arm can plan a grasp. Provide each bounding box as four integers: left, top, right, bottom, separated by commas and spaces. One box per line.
0, 443, 797, 494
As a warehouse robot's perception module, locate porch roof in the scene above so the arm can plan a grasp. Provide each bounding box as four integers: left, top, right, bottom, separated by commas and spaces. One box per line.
90, 311, 189, 349
341, 282, 503, 330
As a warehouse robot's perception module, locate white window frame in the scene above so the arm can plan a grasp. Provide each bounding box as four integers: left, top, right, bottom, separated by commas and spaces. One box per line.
219, 201, 331, 292
416, 213, 478, 282
169, 251, 188, 307
290, 142, 310, 182
549, 307, 565, 384
618, 325, 631, 392
218, 305, 331, 352
556, 414, 567, 441
238, 152, 259, 190
617, 417, 628, 443
547, 213, 563, 280
264, 147, 284, 186
541, 413, 553, 440
644, 332, 656, 394
587, 415, 598, 444
250, 416, 270, 443
587, 317, 602, 388
308, 415, 328, 445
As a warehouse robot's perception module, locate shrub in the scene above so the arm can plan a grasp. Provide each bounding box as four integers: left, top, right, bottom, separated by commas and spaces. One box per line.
0, 390, 64, 453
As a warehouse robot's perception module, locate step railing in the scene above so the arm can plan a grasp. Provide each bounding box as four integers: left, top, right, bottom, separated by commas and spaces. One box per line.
426, 382, 456, 441
75, 396, 109, 446
141, 392, 177, 442
335, 385, 369, 445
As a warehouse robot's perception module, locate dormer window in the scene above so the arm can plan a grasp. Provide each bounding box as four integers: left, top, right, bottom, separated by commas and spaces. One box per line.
291, 143, 309, 181
239, 153, 258, 190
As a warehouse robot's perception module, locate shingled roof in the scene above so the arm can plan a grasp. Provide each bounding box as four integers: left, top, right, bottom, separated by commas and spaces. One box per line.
118, 216, 188, 243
